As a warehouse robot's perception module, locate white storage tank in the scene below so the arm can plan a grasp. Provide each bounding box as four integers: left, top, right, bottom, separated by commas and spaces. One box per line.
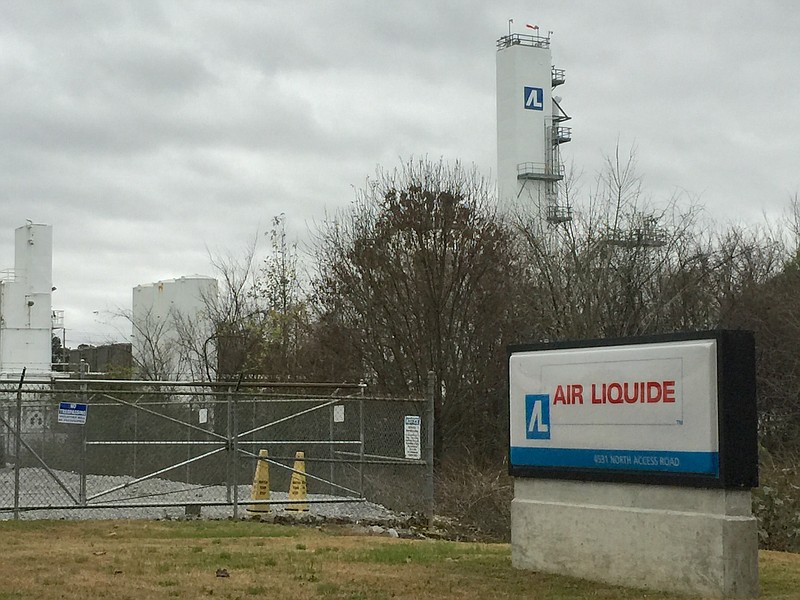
132, 275, 218, 380
0, 223, 54, 379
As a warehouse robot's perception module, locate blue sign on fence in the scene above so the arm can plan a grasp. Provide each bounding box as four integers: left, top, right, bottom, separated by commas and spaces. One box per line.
58, 402, 88, 425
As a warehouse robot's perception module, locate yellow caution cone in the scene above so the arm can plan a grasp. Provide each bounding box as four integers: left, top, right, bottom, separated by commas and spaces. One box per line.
247, 449, 270, 514
285, 451, 308, 512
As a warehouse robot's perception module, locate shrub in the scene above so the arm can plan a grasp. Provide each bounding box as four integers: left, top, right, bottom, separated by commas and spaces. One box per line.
435, 454, 512, 541
753, 447, 800, 552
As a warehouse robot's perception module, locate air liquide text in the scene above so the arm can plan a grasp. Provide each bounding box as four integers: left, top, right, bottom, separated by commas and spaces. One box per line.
552, 381, 676, 405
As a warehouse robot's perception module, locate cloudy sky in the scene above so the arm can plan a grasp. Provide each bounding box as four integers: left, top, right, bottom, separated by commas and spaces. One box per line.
2, 1, 798, 347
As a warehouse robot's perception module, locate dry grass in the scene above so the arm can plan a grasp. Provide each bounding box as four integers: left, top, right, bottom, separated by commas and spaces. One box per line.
0, 520, 797, 599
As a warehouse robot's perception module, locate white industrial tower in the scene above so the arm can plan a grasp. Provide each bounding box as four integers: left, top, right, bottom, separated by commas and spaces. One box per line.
0, 223, 54, 379
496, 27, 572, 225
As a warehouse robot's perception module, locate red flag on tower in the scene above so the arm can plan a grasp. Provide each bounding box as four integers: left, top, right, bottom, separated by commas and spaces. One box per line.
526, 24, 539, 30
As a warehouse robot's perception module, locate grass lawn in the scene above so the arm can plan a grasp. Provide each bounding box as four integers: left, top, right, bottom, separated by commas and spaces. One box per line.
0, 520, 796, 599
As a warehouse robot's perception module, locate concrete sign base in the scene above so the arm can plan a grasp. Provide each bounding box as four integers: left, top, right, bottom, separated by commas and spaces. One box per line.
511, 478, 758, 598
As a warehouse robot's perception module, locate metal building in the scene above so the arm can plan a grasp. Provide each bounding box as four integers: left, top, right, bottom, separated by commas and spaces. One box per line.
496, 27, 572, 225
0, 223, 54, 379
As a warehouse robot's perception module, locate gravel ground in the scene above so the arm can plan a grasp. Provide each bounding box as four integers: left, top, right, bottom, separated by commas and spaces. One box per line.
0, 466, 401, 523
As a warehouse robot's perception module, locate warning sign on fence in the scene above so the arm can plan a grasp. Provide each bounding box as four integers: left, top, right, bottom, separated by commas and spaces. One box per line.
404, 415, 421, 460
57, 402, 87, 425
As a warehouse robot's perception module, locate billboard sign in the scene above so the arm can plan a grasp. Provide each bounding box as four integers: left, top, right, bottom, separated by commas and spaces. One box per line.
509, 331, 757, 488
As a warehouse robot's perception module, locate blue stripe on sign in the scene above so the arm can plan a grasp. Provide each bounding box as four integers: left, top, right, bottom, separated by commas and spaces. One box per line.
510, 447, 719, 475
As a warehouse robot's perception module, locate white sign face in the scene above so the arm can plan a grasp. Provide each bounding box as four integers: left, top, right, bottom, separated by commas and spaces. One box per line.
198, 408, 208, 424
509, 339, 719, 476
57, 402, 88, 425
404, 415, 422, 460
333, 404, 345, 423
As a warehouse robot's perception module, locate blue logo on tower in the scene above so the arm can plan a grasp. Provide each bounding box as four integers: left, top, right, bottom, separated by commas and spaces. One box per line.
525, 394, 550, 439
523, 86, 544, 111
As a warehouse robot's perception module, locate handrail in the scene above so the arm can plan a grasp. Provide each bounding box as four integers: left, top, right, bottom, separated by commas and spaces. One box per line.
517, 162, 565, 178
546, 204, 573, 224
554, 126, 572, 144
497, 33, 550, 50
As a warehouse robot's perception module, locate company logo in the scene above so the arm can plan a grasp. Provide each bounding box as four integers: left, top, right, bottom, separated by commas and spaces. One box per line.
525, 394, 550, 439
523, 86, 544, 111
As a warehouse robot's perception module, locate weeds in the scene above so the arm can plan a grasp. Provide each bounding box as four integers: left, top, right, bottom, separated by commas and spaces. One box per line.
435, 454, 512, 541
754, 448, 800, 552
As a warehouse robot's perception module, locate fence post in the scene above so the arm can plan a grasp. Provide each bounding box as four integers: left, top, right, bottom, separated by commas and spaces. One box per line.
232, 388, 239, 520
186, 399, 192, 484
133, 401, 138, 478
425, 370, 435, 530
358, 382, 365, 498
225, 385, 233, 504
80, 424, 87, 506
79, 361, 87, 505
329, 401, 335, 496
13, 368, 25, 520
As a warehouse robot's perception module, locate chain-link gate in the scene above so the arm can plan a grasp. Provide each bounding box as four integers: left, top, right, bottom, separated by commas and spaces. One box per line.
0, 375, 434, 523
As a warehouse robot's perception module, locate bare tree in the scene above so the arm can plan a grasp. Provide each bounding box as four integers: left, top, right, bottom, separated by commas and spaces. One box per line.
717, 207, 799, 454
197, 238, 267, 380
251, 214, 311, 380
171, 222, 312, 383
515, 145, 797, 456
127, 306, 182, 380
513, 146, 746, 341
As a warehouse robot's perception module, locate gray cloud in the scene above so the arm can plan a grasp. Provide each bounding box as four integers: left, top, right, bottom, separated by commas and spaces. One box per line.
2, 0, 798, 346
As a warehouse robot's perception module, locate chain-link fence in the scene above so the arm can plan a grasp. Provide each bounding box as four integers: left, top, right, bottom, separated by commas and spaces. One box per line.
0, 376, 433, 522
